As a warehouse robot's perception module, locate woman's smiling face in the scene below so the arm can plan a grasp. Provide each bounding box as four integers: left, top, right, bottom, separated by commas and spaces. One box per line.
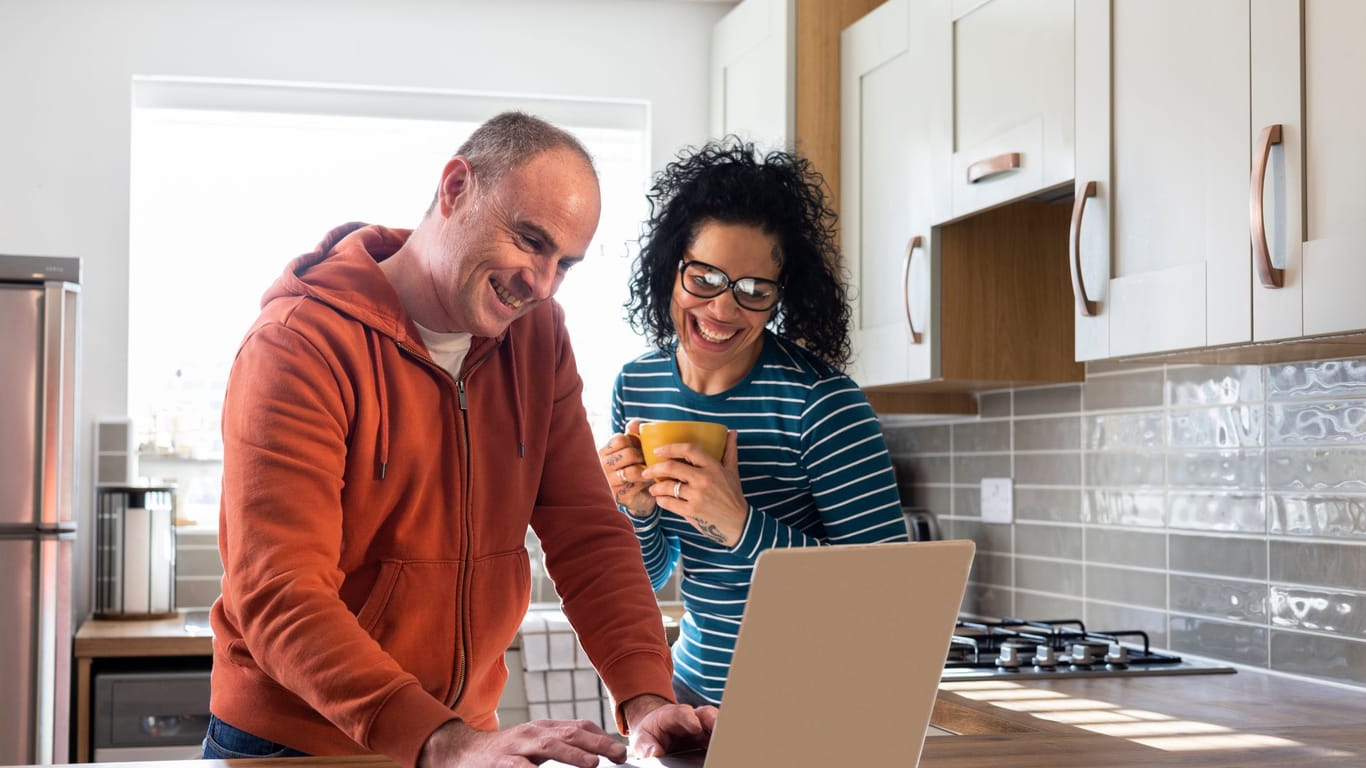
671, 220, 782, 393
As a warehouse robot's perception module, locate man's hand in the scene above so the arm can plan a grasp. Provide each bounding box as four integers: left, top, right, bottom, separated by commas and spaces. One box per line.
622, 694, 719, 759
417, 717, 626, 768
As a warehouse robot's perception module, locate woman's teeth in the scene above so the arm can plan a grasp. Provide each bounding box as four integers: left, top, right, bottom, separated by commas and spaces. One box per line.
696, 318, 737, 343
492, 279, 524, 309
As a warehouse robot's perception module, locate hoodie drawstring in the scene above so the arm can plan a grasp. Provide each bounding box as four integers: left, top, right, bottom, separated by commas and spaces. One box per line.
368, 329, 391, 479
506, 333, 525, 459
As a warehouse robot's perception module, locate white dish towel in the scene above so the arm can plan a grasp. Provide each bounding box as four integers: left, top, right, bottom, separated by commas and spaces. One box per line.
520, 608, 612, 729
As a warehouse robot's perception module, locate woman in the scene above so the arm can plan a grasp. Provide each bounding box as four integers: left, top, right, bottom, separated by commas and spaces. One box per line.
598, 139, 908, 707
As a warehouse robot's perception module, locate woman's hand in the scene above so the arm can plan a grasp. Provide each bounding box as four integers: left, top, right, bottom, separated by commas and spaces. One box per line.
598, 420, 654, 517
642, 429, 748, 546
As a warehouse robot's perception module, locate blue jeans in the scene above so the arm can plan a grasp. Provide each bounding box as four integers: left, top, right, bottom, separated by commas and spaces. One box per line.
201, 715, 310, 759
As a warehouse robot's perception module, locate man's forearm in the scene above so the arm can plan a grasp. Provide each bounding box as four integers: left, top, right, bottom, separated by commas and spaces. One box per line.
416, 718, 468, 768
621, 692, 673, 733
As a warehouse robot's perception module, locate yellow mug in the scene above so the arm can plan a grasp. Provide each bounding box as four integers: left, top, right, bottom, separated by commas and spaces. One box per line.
638, 420, 728, 467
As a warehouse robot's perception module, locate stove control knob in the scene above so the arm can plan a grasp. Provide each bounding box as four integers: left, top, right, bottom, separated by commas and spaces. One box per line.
1033, 644, 1058, 668
996, 645, 1023, 669
1105, 643, 1130, 666
1070, 643, 1099, 666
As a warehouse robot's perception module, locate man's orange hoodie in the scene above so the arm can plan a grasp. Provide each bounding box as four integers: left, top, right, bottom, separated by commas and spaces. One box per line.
209, 223, 674, 767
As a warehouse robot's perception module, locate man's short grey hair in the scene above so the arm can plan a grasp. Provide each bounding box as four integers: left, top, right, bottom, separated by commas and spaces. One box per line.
457, 111, 596, 189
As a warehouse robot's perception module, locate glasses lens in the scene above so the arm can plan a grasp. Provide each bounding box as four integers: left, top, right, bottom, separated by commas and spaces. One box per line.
683, 262, 728, 297
733, 277, 779, 310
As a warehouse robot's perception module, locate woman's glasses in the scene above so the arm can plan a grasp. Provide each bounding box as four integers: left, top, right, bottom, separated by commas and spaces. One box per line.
678, 260, 781, 312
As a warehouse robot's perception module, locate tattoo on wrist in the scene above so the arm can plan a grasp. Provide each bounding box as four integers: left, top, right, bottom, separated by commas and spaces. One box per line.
691, 517, 727, 544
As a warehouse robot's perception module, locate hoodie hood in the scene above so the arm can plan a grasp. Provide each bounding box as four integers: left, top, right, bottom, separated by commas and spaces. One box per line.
263, 222, 420, 348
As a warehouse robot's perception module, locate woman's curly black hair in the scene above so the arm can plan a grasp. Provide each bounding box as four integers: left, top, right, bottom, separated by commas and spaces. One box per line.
625, 138, 853, 370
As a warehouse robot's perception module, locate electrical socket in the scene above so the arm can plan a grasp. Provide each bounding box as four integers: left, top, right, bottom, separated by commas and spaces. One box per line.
981, 477, 1013, 524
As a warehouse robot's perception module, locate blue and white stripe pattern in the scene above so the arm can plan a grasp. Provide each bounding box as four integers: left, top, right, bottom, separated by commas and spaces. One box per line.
610, 333, 907, 704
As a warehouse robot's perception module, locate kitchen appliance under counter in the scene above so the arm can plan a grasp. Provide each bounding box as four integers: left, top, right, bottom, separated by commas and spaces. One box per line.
73, 611, 214, 762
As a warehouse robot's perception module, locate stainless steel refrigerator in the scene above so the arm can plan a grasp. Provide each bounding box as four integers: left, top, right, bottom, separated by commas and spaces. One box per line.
0, 254, 80, 765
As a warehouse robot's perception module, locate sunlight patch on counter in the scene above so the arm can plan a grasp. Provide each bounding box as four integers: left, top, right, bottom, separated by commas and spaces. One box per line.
937, 681, 1354, 755
1132, 734, 1307, 752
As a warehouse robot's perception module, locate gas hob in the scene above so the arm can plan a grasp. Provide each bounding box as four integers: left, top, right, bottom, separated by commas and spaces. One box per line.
941, 617, 1237, 681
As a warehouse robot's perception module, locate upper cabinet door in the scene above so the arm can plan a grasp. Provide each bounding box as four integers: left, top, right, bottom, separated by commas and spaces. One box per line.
1247, 0, 1304, 342
946, 0, 1073, 220
1294, 0, 1366, 337
843, 0, 948, 387
1074, 0, 1253, 360
711, 0, 795, 151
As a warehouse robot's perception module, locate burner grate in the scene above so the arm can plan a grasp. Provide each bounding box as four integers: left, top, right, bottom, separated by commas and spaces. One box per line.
942, 616, 1234, 679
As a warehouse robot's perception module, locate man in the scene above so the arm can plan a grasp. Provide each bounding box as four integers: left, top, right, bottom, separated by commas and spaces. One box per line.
205, 112, 716, 768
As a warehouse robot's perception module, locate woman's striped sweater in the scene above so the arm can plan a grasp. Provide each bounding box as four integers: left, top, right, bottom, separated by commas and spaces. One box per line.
610, 333, 908, 704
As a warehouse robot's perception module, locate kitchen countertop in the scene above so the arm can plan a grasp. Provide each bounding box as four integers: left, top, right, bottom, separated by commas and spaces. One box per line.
74, 610, 214, 659
44, 662, 1363, 767
918, 669, 1366, 766
73, 603, 688, 657
70, 604, 686, 761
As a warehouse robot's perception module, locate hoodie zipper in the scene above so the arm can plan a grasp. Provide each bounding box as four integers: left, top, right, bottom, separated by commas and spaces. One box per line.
445, 342, 500, 709
392, 338, 500, 709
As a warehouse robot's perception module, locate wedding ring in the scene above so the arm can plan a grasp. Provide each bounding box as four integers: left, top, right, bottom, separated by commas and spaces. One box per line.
616, 468, 627, 483
672, 481, 682, 500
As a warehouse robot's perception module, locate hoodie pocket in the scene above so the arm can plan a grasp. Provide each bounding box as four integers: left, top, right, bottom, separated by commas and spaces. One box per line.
459, 549, 532, 715
355, 559, 462, 701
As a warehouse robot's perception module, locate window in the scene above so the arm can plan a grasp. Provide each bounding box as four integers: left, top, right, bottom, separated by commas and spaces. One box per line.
129, 79, 651, 526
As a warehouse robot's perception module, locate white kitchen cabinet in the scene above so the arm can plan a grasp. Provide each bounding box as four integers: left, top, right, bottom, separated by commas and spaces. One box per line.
1247, 0, 1366, 344
843, 0, 950, 387
710, 0, 795, 151
1074, 0, 1366, 361
945, 0, 1073, 220
842, 0, 1080, 403
1073, 0, 1250, 360
1270, 0, 1366, 339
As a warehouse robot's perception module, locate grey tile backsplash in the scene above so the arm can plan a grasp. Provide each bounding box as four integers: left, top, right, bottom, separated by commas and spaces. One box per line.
881, 356, 1366, 690
169, 356, 1364, 690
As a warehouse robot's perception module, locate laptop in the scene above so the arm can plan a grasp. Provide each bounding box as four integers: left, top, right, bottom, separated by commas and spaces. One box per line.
547, 539, 976, 768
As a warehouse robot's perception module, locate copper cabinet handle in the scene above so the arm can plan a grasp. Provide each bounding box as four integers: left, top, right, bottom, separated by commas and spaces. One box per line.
901, 235, 924, 344
966, 152, 1022, 184
1250, 123, 1284, 288
1069, 181, 1099, 317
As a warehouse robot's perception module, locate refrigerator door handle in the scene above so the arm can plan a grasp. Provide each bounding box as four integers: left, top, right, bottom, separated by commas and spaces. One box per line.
41, 282, 80, 528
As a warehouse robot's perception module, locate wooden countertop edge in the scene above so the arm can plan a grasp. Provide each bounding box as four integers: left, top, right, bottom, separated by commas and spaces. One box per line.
932, 691, 1046, 735
74, 633, 213, 658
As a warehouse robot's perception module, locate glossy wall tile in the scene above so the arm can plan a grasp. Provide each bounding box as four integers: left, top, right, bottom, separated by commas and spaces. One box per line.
882, 355, 1366, 690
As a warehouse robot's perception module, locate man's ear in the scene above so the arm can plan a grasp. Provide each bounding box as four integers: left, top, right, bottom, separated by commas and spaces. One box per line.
437, 156, 474, 217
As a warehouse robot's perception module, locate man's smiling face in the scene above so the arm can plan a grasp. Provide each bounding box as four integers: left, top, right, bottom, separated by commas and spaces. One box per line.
428, 146, 601, 337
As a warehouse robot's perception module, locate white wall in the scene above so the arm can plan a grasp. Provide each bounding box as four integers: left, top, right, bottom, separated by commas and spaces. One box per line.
0, 0, 732, 620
